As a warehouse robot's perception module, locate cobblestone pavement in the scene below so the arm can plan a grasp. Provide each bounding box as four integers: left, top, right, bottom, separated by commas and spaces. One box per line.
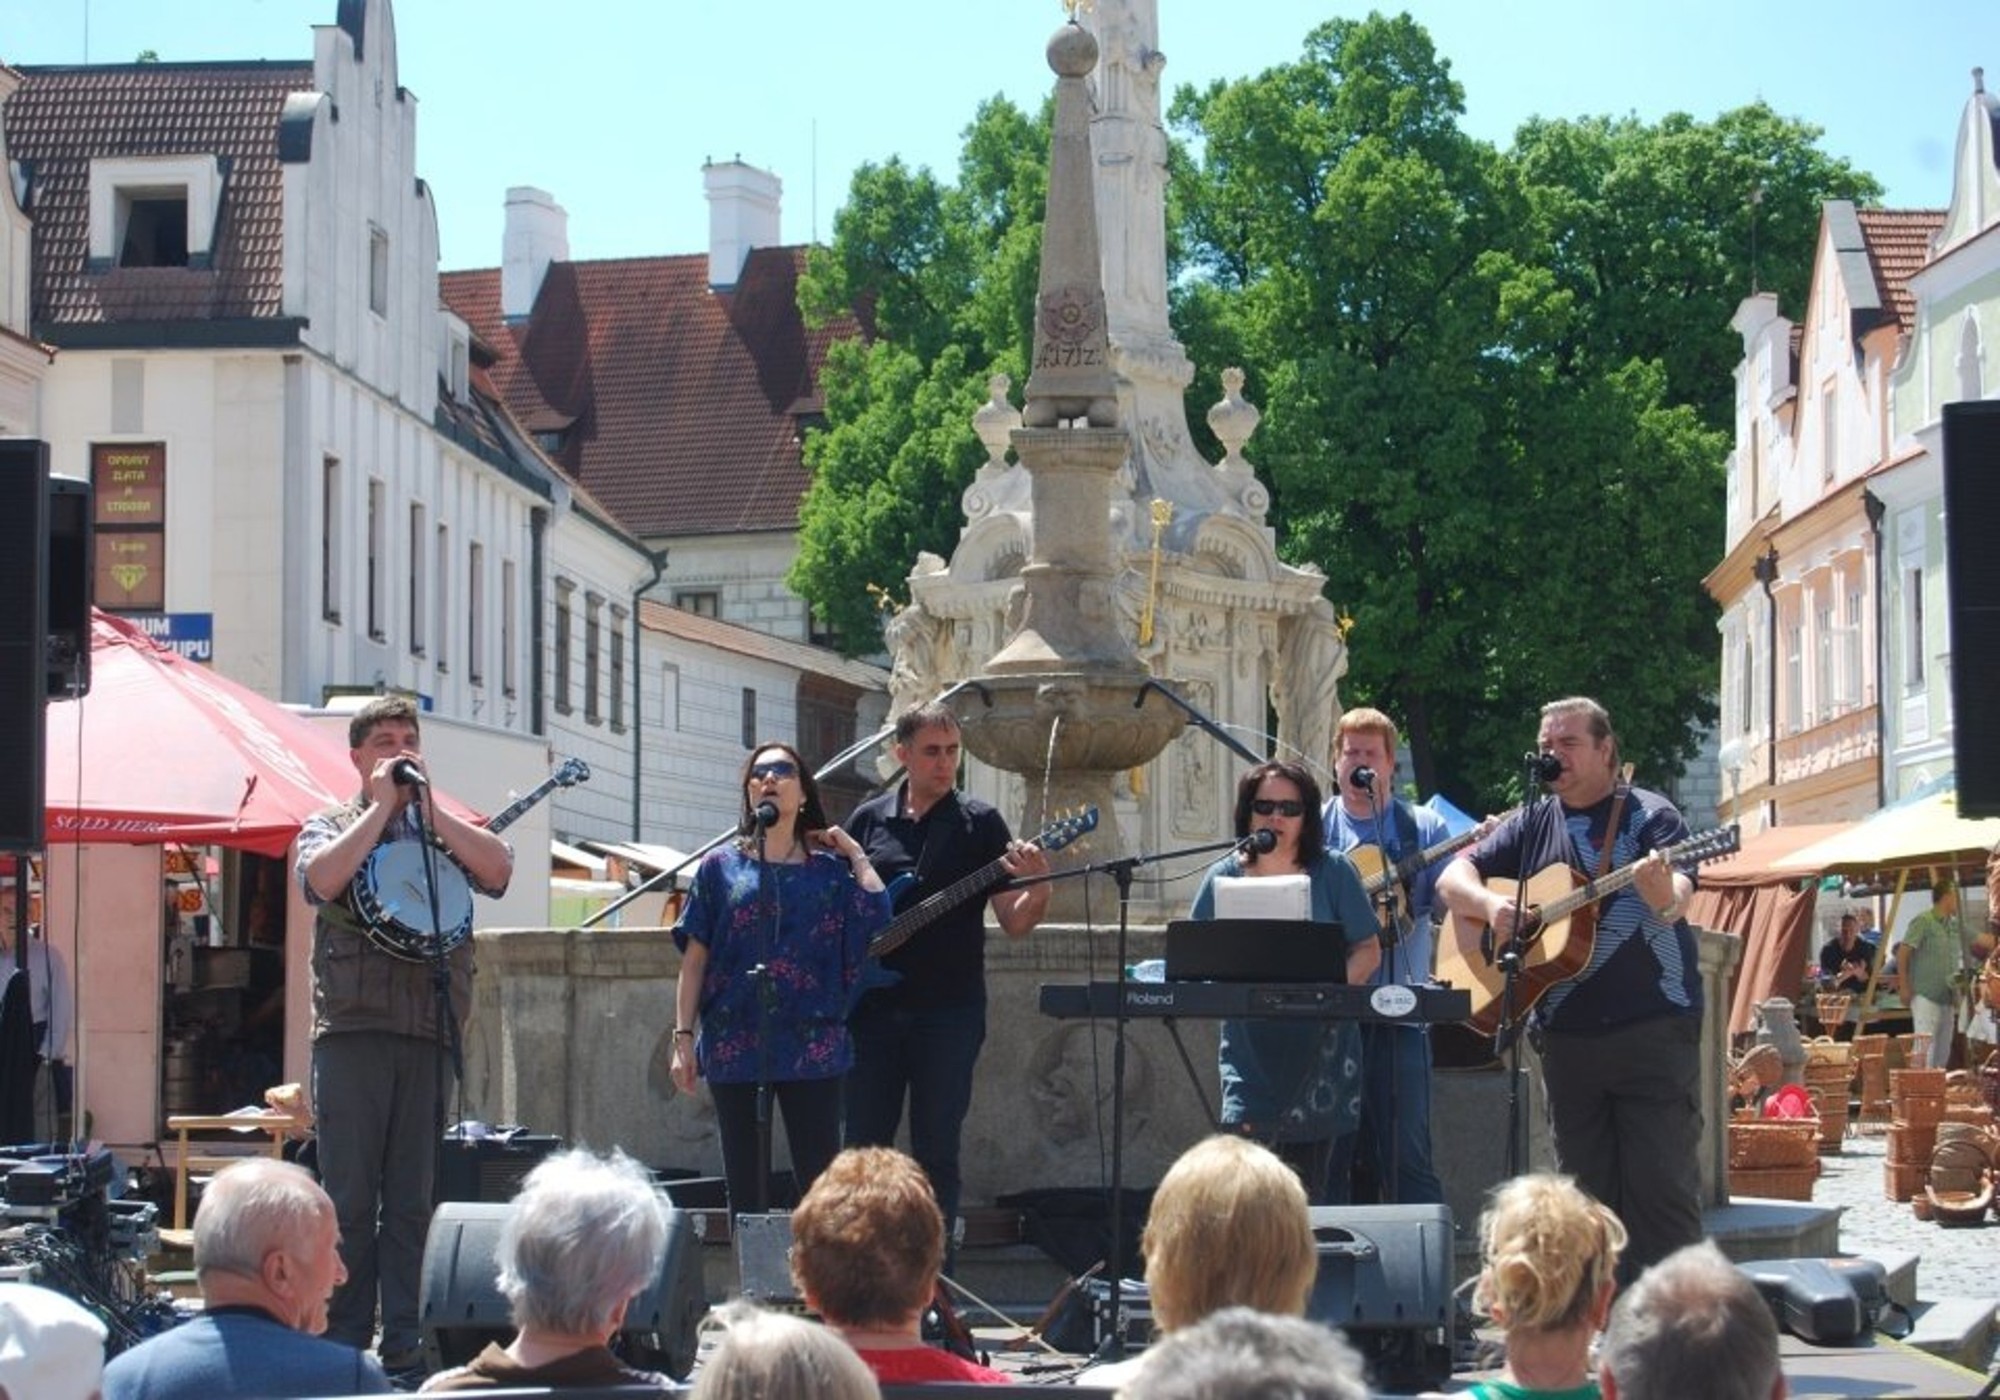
1817, 1126, 1998, 1305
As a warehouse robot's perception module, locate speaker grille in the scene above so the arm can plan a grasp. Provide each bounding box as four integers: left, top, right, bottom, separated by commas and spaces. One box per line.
1943, 401, 2000, 816
0, 441, 48, 849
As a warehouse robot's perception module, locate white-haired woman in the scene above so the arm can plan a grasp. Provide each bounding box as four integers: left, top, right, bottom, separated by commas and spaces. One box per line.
691, 1301, 881, 1400
421, 1147, 672, 1391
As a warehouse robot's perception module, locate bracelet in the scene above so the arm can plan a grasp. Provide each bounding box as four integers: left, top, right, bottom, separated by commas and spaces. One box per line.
673, 1028, 695, 1038
1653, 900, 1678, 919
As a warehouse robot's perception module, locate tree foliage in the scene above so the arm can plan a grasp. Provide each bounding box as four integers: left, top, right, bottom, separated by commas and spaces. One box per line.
791, 15, 1881, 808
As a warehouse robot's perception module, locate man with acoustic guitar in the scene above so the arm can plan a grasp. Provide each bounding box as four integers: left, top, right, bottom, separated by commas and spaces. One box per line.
843, 701, 1052, 1242
295, 695, 513, 1377
1437, 696, 1701, 1284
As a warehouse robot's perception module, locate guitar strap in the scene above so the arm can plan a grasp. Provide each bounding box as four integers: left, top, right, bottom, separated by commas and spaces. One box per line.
1595, 786, 1629, 879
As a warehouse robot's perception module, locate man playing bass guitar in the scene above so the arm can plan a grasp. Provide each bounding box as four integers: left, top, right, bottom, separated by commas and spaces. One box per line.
295, 695, 513, 1378
1437, 696, 1700, 1285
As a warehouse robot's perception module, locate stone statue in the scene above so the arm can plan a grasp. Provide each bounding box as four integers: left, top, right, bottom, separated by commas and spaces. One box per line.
1274, 605, 1348, 777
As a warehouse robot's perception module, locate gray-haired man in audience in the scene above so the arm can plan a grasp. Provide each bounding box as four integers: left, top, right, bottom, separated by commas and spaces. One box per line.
420, 1147, 672, 1391
1599, 1242, 1786, 1400
1116, 1307, 1368, 1400
103, 1159, 389, 1398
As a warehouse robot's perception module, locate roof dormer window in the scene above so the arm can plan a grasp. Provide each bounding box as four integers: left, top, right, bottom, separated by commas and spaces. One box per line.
88, 154, 224, 271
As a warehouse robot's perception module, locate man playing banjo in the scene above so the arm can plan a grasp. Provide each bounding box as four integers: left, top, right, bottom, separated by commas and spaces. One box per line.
296, 695, 513, 1379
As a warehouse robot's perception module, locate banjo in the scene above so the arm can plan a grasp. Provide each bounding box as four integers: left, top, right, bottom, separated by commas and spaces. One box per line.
350, 757, 590, 962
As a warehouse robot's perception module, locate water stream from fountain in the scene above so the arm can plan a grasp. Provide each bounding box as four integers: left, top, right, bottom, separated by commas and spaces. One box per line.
1038, 712, 1064, 832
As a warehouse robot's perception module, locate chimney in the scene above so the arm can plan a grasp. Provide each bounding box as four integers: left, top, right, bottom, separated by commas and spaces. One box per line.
502, 186, 568, 322
704, 160, 782, 290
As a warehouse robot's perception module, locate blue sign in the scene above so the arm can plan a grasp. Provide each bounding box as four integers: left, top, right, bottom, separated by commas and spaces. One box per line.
127, 612, 214, 663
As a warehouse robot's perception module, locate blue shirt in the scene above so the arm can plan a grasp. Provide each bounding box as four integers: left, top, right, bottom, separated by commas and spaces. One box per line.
673, 844, 889, 1083
1322, 797, 1453, 988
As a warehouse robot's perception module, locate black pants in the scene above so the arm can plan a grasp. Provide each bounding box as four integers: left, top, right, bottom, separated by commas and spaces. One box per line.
710, 1077, 842, 1215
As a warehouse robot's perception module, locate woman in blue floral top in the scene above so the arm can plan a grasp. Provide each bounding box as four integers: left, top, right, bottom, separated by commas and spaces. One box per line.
671, 742, 891, 1214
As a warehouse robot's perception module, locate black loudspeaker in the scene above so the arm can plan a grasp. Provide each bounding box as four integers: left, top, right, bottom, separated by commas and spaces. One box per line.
1944, 400, 2000, 816
418, 1199, 707, 1380
46, 474, 92, 700
1306, 1204, 1455, 1394
0, 440, 49, 850
434, 1132, 563, 1205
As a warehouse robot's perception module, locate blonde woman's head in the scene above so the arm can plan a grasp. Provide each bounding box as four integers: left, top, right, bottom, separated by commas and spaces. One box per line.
1141, 1135, 1318, 1333
1474, 1173, 1626, 1335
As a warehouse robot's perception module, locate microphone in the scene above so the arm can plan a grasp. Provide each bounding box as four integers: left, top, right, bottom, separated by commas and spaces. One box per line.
751, 800, 781, 829
1239, 828, 1278, 856
1525, 751, 1563, 784
1348, 766, 1377, 793
389, 758, 428, 788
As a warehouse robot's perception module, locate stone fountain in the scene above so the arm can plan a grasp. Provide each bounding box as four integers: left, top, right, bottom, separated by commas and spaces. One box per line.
950, 17, 1185, 915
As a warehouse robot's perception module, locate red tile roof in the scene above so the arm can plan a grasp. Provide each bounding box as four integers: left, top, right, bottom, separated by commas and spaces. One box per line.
441, 246, 863, 539
5, 62, 314, 326
1856, 207, 1945, 335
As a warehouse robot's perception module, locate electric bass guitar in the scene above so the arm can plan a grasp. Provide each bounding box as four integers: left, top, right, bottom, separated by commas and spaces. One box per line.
351, 757, 590, 962
1346, 806, 1518, 945
849, 807, 1098, 1009
1434, 824, 1739, 1035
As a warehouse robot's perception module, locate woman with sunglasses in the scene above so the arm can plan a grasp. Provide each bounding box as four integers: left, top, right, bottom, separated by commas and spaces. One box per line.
671, 743, 891, 1214
1189, 761, 1380, 1201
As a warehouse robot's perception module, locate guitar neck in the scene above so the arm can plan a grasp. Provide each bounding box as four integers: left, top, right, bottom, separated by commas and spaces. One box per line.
1362, 807, 1515, 894
1539, 831, 1710, 924
485, 775, 561, 836
868, 856, 1010, 960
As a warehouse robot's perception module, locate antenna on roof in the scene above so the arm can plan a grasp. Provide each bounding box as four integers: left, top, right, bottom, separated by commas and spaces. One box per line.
812, 118, 819, 246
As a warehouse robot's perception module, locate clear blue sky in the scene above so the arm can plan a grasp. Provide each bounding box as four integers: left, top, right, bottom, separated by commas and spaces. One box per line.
3, 1, 1990, 273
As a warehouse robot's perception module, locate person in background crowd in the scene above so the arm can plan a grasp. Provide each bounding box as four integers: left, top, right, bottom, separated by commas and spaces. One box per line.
0, 861, 73, 1141
1114, 1308, 1368, 1400
1082, 1134, 1321, 1389
672, 743, 889, 1214
688, 1302, 881, 1400
296, 695, 514, 1379
1192, 762, 1379, 1200
845, 703, 1052, 1241
789, 1146, 1009, 1385
1467, 1173, 1627, 1400
1896, 876, 1991, 1069
0, 1280, 107, 1400
420, 1147, 672, 1391
1598, 1242, 1785, 1400
102, 1159, 389, 1398
1439, 697, 1702, 1284
1818, 912, 1876, 996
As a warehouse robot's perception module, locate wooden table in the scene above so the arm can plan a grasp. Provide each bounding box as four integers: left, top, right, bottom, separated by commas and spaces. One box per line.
164, 1110, 302, 1232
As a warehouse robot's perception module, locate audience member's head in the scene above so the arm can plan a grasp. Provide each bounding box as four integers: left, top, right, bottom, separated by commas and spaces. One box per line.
0, 1282, 106, 1400
1475, 1172, 1626, 1335
1141, 1135, 1317, 1333
1599, 1242, 1785, 1400
498, 1147, 670, 1341
1115, 1306, 1368, 1400
690, 1301, 880, 1400
193, 1158, 346, 1334
789, 1146, 940, 1331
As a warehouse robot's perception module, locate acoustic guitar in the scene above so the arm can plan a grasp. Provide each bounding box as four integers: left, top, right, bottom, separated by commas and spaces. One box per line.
1345, 806, 1519, 945
1435, 824, 1740, 1035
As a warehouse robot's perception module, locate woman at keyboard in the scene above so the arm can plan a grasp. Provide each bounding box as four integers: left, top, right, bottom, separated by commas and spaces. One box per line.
1189, 761, 1381, 1202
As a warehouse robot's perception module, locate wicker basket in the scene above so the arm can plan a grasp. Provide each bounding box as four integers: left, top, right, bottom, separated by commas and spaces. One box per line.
1729, 1162, 1818, 1201
1925, 1175, 1994, 1226
1893, 1067, 1949, 1099
1728, 1119, 1821, 1169
1900, 1094, 1947, 1129
1804, 1032, 1853, 1066
1982, 1052, 2000, 1115
1884, 1160, 1929, 1201
1886, 1121, 1938, 1167
1928, 1138, 1993, 1195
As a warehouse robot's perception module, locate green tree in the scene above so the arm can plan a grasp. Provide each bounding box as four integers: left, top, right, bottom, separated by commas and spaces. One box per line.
1169, 13, 1728, 805
790, 99, 1048, 650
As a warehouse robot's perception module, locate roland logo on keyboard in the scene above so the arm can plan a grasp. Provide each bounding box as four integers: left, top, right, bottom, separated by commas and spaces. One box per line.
1126, 988, 1177, 1007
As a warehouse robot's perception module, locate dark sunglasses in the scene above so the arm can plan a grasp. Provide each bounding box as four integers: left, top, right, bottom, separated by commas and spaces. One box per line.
1249, 798, 1305, 818
749, 760, 798, 782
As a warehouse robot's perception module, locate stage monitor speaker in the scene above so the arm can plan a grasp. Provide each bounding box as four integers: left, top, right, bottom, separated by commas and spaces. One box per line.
0, 440, 49, 850
46, 474, 92, 700
418, 1198, 707, 1381
1944, 399, 2000, 816
434, 1131, 562, 1206
1306, 1204, 1455, 1395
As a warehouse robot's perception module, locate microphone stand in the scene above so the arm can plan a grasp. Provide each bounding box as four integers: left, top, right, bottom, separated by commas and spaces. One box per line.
405, 781, 467, 1207
1133, 679, 1260, 765
1493, 757, 1555, 1181
1355, 775, 1404, 1203
1016, 830, 1266, 1360
749, 816, 775, 1217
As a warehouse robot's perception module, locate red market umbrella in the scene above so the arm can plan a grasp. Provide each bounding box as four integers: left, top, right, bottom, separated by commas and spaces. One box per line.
42, 611, 451, 857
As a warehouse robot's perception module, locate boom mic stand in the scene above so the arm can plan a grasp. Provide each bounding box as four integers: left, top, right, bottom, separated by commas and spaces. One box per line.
403, 780, 468, 1206
1015, 829, 1267, 1360
1354, 776, 1405, 1203
749, 817, 776, 1216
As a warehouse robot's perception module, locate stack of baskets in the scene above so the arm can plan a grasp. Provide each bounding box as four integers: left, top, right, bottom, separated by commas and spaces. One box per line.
1800, 1037, 1853, 1151
1884, 1067, 1947, 1204
1728, 1112, 1821, 1201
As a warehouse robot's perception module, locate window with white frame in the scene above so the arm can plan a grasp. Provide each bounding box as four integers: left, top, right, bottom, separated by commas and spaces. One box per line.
1841, 584, 1864, 709
366, 479, 387, 641
369, 226, 390, 317
553, 579, 575, 714
501, 558, 518, 698
1738, 633, 1755, 736
1814, 599, 1834, 725
88, 155, 221, 269
434, 523, 451, 672
676, 589, 720, 618
409, 503, 427, 655
1784, 618, 1803, 734
584, 593, 603, 724
1820, 383, 1837, 484
610, 605, 627, 733
468, 541, 485, 685
1904, 566, 1925, 689
321, 455, 342, 624
741, 688, 757, 748
661, 663, 681, 732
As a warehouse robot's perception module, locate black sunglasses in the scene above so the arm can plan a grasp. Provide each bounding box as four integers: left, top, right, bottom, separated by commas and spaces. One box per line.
1249, 798, 1305, 818
749, 760, 798, 782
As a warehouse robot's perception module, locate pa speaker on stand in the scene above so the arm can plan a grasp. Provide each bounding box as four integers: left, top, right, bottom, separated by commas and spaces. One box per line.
1944, 400, 2000, 817
0, 439, 49, 850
